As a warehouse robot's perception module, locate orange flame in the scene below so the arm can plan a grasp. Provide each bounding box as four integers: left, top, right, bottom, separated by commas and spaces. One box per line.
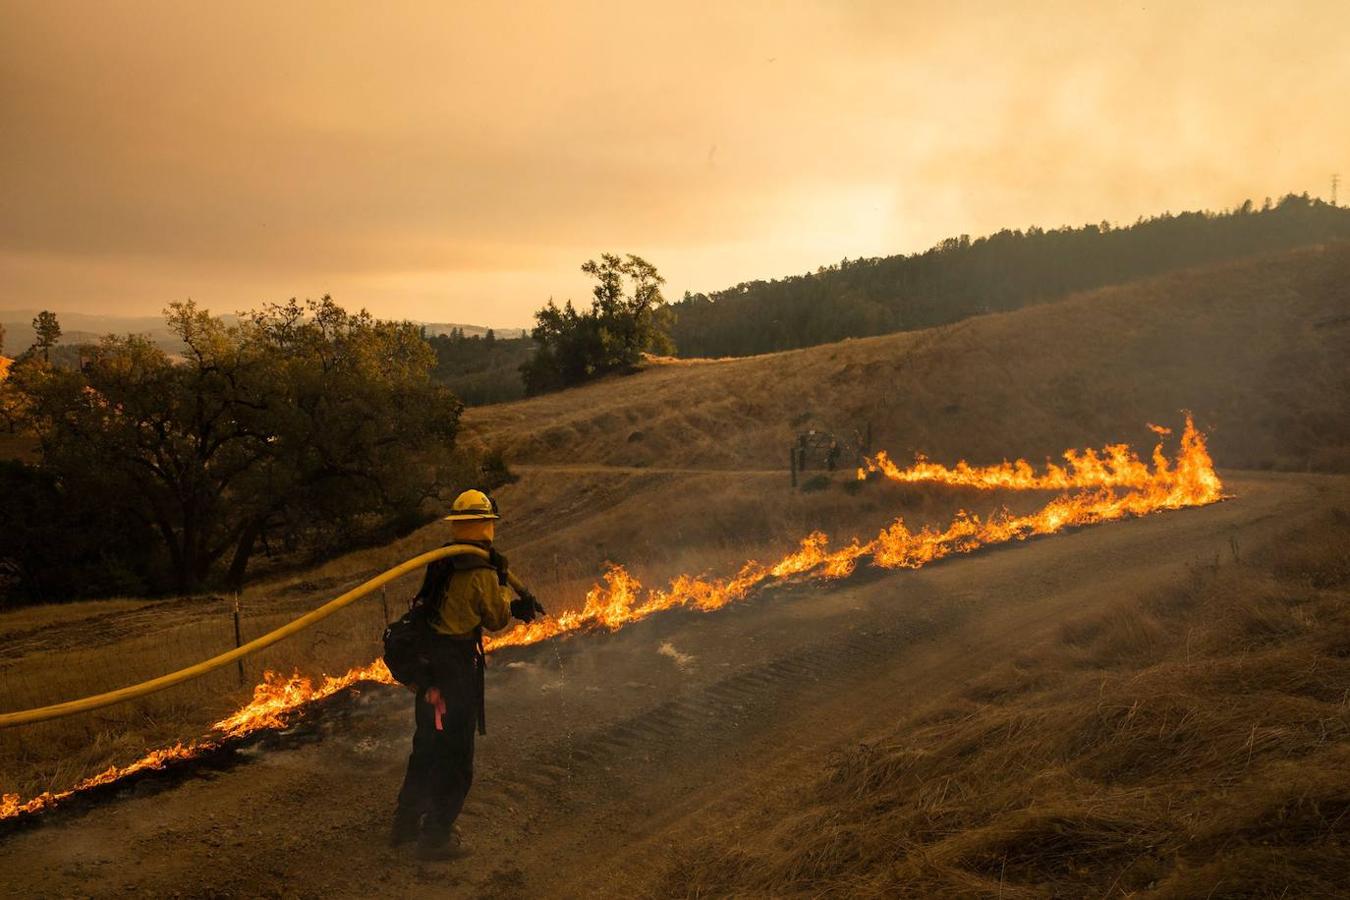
1, 416, 1223, 822
1, 742, 205, 820
856, 415, 1219, 497
210, 660, 397, 739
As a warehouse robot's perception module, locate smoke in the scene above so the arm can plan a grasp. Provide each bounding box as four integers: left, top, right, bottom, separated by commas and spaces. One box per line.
2, 2, 1345, 321
658, 642, 696, 671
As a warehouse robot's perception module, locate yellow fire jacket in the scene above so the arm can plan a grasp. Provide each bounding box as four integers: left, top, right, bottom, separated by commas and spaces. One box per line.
416, 543, 513, 638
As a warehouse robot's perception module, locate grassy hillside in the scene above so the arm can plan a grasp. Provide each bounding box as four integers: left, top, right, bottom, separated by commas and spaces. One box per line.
468, 243, 1350, 475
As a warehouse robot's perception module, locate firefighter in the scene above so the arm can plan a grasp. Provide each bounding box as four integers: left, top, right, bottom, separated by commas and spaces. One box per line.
391, 489, 541, 859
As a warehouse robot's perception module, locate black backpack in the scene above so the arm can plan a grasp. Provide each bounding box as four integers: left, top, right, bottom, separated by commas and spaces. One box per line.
382, 600, 434, 687
382, 549, 496, 687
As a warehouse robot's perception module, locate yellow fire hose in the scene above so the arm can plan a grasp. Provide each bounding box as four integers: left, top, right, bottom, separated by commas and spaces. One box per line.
0, 544, 532, 730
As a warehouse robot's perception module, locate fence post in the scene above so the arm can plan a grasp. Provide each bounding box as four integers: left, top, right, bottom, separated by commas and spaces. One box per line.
381, 585, 389, 627
233, 595, 245, 687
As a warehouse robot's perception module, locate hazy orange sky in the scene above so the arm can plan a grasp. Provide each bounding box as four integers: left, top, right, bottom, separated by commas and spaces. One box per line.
2, 1, 1346, 327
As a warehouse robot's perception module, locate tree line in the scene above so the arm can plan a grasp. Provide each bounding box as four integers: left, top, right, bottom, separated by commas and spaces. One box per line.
426, 328, 532, 405
668, 194, 1350, 357
0, 297, 484, 605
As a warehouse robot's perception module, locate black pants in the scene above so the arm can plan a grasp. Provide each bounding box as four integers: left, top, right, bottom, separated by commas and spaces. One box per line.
394, 638, 480, 837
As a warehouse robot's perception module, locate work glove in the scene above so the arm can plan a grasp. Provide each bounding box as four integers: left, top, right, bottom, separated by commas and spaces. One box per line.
510, 590, 546, 623
488, 548, 509, 586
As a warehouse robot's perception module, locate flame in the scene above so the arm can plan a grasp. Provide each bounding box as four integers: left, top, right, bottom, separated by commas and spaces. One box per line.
856, 415, 1219, 497
1, 416, 1223, 822
0, 661, 402, 822
1, 742, 205, 820
210, 660, 397, 739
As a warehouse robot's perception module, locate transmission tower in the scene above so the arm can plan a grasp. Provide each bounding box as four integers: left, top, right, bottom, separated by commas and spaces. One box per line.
1334, 173, 1341, 207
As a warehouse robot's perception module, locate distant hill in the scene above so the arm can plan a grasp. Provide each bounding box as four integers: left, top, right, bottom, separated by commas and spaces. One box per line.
670, 193, 1350, 358
419, 323, 527, 340
469, 242, 1350, 474
0, 312, 192, 354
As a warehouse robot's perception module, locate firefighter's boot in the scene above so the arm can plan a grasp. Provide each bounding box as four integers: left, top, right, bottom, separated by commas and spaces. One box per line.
415, 824, 467, 861
390, 811, 421, 848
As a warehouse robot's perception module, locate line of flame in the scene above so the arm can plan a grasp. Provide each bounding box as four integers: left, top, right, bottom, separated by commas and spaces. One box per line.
1, 661, 400, 822
856, 420, 1210, 493
1, 416, 1223, 822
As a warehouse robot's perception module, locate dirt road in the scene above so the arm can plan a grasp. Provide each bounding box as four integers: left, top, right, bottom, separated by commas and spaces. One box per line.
0, 472, 1339, 898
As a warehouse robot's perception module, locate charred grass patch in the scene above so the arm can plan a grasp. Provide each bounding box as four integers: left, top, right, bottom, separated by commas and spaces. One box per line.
660, 507, 1350, 897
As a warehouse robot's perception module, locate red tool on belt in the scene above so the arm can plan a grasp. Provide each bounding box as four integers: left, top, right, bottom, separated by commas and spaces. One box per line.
425, 687, 447, 731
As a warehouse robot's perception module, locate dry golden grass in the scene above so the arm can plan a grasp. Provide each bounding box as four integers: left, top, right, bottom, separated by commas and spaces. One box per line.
464, 242, 1350, 474
658, 509, 1350, 897
0, 597, 145, 638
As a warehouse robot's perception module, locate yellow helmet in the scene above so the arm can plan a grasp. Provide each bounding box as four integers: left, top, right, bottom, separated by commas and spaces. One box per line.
443, 489, 500, 521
